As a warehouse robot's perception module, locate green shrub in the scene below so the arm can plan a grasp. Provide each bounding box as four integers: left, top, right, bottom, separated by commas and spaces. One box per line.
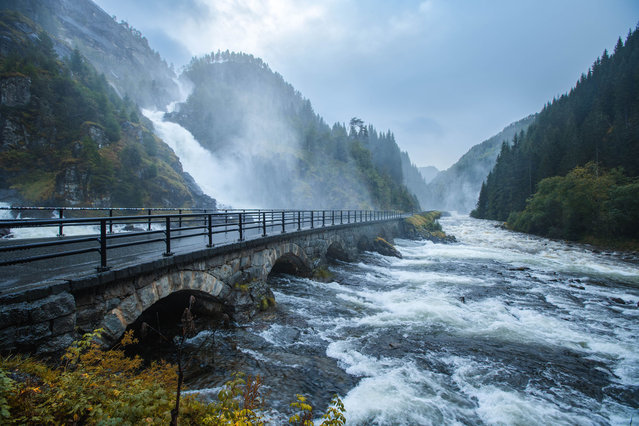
0, 330, 346, 425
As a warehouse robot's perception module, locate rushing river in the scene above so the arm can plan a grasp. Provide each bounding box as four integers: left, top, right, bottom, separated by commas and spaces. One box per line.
184, 215, 639, 425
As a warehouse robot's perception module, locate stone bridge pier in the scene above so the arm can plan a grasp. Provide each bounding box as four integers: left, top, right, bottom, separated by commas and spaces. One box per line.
0, 220, 404, 354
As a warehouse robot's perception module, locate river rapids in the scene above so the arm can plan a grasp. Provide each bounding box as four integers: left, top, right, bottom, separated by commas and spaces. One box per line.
183, 215, 638, 425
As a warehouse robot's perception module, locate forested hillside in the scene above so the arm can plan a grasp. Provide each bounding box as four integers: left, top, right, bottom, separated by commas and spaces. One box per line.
168, 51, 419, 210
400, 151, 430, 207
1, 0, 179, 109
472, 26, 639, 243
0, 11, 213, 207
422, 115, 535, 213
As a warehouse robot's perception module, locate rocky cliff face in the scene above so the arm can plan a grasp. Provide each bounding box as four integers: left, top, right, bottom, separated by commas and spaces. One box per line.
0, 75, 32, 154
0, 10, 214, 208
1, 0, 179, 109
0, 75, 31, 107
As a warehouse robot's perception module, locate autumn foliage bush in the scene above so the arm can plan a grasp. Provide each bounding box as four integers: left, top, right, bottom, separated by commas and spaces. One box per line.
0, 330, 345, 425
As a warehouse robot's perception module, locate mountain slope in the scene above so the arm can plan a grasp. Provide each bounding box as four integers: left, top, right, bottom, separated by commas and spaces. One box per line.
167, 51, 419, 210
422, 114, 536, 213
472, 26, 639, 243
400, 151, 430, 208
418, 166, 438, 184
0, 0, 179, 109
0, 10, 213, 208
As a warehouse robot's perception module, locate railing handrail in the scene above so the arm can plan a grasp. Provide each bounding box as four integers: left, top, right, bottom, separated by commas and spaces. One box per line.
0, 206, 399, 212
0, 209, 408, 273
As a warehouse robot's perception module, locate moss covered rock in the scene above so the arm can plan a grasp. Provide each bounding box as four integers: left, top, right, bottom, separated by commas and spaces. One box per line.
372, 237, 402, 258
403, 211, 456, 243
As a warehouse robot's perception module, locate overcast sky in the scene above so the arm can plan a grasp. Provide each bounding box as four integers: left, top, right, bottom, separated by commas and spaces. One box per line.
94, 0, 638, 170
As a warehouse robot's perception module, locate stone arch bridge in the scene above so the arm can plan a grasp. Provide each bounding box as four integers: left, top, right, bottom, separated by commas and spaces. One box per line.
0, 218, 404, 355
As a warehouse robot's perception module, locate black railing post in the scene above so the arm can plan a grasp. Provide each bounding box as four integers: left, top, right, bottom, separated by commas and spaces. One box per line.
322, 210, 325, 227
148, 209, 152, 231
347, 210, 350, 224
58, 208, 64, 237
332, 210, 335, 226
282, 211, 286, 233
164, 216, 173, 256
97, 219, 109, 272
311, 211, 314, 229
178, 209, 182, 228
207, 214, 213, 247
340, 210, 343, 224
238, 213, 244, 241
297, 211, 301, 231
108, 209, 114, 234
360, 210, 362, 222
262, 212, 267, 237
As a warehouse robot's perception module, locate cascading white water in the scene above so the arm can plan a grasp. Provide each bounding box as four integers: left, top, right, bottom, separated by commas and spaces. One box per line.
142, 79, 263, 208
183, 214, 639, 425
141, 109, 250, 207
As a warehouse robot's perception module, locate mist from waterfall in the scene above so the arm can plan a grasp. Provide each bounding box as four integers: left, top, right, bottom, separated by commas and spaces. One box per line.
142, 79, 253, 208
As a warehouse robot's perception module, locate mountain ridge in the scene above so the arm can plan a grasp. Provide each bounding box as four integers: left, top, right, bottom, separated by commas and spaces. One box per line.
420, 114, 536, 213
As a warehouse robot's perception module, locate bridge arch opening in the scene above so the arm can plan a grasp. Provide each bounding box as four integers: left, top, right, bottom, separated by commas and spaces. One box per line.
268, 253, 312, 278
121, 290, 231, 361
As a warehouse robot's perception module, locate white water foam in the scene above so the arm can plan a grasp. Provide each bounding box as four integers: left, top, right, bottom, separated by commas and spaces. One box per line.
440, 214, 639, 284
317, 216, 639, 424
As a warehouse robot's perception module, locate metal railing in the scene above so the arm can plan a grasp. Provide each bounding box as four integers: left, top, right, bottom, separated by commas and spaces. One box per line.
0, 208, 405, 272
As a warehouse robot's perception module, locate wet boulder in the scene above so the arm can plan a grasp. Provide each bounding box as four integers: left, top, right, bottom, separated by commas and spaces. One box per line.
372, 237, 402, 258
